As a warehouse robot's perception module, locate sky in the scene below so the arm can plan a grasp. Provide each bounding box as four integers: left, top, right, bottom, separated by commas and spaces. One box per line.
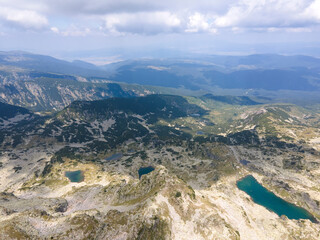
0, 0, 320, 62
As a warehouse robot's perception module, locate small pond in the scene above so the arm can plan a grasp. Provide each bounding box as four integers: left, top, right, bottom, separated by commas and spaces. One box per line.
240, 159, 250, 165
237, 175, 317, 222
65, 170, 84, 183
105, 153, 123, 161
138, 166, 155, 179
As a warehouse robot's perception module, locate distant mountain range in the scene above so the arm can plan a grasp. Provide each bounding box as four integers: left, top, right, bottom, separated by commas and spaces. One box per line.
0, 51, 107, 78
1, 51, 320, 111
107, 56, 320, 91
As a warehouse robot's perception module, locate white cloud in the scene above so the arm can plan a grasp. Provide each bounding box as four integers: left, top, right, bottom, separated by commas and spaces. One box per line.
285, 27, 312, 33
0, 7, 48, 30
50, 27, 59, 34
214, 6, 244, 28
102, 11, 181, 35
12, 0, 233, 15
303, 0, 320, 21
61, 28, 91, 37
185, 13, 217, 33
51, 25, 91, 36
214, 0, 315, 28
0, 0, 320, 35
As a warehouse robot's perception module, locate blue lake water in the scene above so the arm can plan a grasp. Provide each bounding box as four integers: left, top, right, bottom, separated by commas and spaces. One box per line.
65, 170, 84, 182
105, 153, 123, 161
240, 159, 250, 165
237, 175, 317, 223
138, 166, 155, 179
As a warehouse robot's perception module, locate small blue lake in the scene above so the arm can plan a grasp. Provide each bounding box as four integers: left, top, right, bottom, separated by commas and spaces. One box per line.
240, 159, 250, 166
105, 153, 123, 161
65, 170, 84, 182
138, 166, 155, 179
237, 175, 317, 223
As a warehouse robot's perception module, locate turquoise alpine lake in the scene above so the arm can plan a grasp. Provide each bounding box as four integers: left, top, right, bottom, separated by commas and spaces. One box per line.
65, 170, 84, 182
237, 175, 317, 223
138, 166, 155, 179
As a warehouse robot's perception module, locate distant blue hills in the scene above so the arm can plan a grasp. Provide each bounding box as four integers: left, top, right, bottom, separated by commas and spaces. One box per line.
1, 51, 320, 92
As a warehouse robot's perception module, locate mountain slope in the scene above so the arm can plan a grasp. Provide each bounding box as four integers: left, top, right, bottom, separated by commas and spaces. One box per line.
204, 69, 318, 91
40, 95, 204, 147
0, 78, 136, 111
0, 101, 31, 119
0, 102, 42, 147
202, 94, 261, 105
0, 51, 108, 77
204, 54, 320, 69
0, 101, 38, 130
107, 55, 320, 91
60, 94, 206, 121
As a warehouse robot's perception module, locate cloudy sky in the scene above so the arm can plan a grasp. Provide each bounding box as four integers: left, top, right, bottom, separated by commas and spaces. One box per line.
0, 0, 320, 61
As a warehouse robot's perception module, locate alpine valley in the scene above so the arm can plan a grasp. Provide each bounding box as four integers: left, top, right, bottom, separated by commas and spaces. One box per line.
0, 51, 320, 240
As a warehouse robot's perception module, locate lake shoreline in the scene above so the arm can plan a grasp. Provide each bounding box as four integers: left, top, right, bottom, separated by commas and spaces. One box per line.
237, 175, 318, 223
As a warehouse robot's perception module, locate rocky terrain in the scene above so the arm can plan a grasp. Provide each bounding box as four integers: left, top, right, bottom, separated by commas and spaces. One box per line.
0, 94, 319, 239
0, 71, 138, 112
